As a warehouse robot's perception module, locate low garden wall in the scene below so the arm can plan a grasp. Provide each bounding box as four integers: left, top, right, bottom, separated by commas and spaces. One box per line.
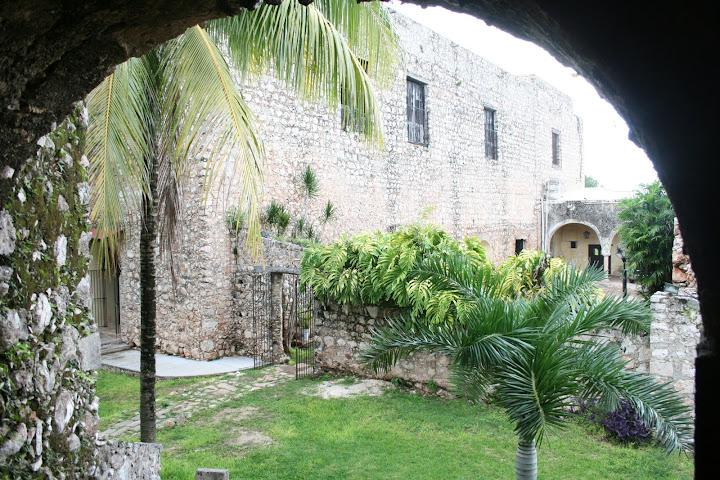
314, 301, 453, 394
313, 292, 701, 407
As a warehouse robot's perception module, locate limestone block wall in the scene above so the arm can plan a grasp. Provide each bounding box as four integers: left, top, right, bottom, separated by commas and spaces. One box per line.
118, 164, 240, 360
314, 302, 452, 391
117, 11, 583, 360
0, 108, 102, 478
239, 11, 584, 264
314, 296, 699, 408
648, 290, 701, 407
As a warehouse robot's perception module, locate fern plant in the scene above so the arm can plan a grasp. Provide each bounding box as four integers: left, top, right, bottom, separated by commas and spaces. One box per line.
301, 224, 495, 323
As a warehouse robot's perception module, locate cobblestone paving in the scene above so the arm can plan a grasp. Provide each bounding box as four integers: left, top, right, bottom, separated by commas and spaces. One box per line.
100, 364, 297, 440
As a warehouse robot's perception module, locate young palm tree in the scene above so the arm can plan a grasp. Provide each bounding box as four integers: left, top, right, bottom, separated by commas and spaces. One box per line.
361, 254, 693, 480
86, 0, 399, 442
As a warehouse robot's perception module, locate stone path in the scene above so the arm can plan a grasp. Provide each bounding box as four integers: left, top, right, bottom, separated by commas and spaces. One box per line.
100, 365, 297, 440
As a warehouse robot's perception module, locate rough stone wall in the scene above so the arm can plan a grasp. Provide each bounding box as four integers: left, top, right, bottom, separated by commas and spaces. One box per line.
314, 301, 452, 391
91, 440, 162, 480
672, 218, 696, 288
0, 108, 102, 478
120, 11, 583, 360
241, 12, 583, 264
648, 290, 701, 408
119, 162, 241, 361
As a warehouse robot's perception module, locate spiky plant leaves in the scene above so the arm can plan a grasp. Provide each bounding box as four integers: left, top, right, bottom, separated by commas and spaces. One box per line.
297, 165, 321, 200
355, 239, 693, 470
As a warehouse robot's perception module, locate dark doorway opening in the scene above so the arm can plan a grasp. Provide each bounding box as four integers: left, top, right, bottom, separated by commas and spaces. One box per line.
588, 244, 603, 271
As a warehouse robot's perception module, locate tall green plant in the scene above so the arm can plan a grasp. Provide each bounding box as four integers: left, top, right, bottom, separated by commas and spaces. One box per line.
361, 255, 693, 480
617, 181, 675, 298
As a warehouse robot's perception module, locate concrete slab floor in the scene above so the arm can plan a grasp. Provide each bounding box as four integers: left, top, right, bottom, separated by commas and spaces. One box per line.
101, 349, 255, 378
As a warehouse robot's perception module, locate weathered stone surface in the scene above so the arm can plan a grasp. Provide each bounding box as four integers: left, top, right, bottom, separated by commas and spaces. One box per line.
54, 233, 67, 267
196, 468, 230, 480
78, 332, 102, 371
0, 309, 28, 350
92, 440, 163, 480
0, 423, 27, 461
53, 390, 75, 434
0, 209, 16, 256
33, 292, 52, 332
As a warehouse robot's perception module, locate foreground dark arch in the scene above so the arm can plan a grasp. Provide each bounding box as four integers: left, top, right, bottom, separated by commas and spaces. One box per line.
1, 1, 717, 477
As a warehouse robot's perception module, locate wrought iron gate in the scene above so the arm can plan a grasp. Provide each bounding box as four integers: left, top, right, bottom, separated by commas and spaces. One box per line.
290, 274, 315, 379
250, 269, 315, 379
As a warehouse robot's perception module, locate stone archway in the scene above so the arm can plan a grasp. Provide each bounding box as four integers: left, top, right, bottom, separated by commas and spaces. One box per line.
2, 1, 718, 476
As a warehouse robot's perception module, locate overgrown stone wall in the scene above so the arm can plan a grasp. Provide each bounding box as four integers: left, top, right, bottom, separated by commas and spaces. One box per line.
314, 296, 699, 407
0, 107, 102, 478
314, 301, 452, 394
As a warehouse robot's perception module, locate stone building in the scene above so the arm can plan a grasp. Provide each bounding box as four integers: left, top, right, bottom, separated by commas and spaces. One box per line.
545, 186, 633, 276
106, 11, 586, 360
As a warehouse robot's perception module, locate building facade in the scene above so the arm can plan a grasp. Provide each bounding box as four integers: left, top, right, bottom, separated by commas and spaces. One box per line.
111, 11, 585, 359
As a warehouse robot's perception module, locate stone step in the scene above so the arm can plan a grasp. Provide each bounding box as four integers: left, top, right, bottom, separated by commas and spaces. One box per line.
101, 342, 133, 354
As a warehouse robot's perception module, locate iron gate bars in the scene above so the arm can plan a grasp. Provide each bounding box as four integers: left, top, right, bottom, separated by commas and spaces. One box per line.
250, 268, 315, 379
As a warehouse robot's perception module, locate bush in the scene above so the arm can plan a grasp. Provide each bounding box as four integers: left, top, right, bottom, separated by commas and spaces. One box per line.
300, 224, 490, 324
617, 181, 675, 298
580, 400, 651, 446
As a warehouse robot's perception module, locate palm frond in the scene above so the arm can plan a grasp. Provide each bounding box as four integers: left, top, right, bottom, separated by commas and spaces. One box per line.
161, 25, 265, 258
207, 0, 399, 145
360, 312, 532, 375
574, 343, 694, 453
496, 342, 577, 445
86, 58, 155, 268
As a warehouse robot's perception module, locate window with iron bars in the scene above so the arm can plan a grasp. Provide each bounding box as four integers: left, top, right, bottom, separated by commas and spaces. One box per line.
484, 107, 498, 159
407, 77, 428, 145
552, 130, 561, 166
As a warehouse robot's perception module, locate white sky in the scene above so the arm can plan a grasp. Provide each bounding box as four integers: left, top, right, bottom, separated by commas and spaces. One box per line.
391, 1, 659, 191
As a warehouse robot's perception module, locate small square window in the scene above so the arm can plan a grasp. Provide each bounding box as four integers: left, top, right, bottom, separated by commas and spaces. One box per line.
515, 239, 526, 255
570, 241, 577, 249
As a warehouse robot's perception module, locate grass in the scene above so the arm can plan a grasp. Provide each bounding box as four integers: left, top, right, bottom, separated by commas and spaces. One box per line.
97, 371, 694, 479
96, 368, 263, 430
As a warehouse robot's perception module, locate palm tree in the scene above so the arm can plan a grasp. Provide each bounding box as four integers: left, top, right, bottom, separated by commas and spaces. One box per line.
361, 254, 693, 480
86, 0, 399, 442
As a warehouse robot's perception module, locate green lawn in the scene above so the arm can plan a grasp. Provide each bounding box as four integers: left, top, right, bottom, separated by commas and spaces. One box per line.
97, 371, 693, 479
96, 368, 261, 430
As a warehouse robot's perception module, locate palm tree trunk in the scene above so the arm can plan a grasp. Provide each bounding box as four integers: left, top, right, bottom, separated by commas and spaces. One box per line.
139, 154, 159, 443
515, 439, 537, 480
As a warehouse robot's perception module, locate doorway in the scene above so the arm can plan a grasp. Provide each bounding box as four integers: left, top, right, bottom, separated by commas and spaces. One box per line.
588, 244, 604, 271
